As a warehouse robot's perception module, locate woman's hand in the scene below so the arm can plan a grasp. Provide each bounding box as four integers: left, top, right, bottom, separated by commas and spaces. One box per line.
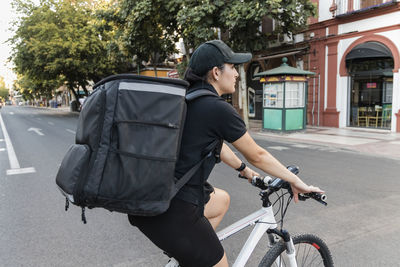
239, 166, 260, 183
290, 179, 324, 203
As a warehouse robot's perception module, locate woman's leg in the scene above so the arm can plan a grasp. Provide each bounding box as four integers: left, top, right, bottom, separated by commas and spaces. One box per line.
214, 252, 228, 267
204, 187, 230, 230
128, 198, 225, 267
204, 187, 230, 266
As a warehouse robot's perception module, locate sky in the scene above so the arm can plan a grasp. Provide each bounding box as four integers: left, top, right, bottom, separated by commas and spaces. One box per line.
0, 0, 39, 88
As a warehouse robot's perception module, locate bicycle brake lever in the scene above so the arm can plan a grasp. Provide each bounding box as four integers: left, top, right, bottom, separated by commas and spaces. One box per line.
238, 174, 247, 179
298, 194, 308, 201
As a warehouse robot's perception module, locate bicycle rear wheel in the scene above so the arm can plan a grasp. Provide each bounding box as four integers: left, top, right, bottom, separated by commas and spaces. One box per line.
259, 233, 333, 267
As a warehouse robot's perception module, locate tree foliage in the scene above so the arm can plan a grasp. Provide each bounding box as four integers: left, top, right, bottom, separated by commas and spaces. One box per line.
0, 76, 9, 101
104, 0, 315, 76
9, 0, 125, 99
177, 0, 316, 52
100, 0, 181, 70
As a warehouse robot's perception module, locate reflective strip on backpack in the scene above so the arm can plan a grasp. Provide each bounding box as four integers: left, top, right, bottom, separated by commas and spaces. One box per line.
119, 82, 186, 96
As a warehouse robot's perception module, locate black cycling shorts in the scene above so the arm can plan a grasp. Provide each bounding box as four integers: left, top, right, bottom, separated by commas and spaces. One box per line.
128, 198, 224, 267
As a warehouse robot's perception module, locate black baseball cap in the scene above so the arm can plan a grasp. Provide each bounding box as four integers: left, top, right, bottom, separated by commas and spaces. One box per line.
188, 40, 252, 77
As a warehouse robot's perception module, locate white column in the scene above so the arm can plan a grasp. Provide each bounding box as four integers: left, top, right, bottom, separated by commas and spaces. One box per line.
324, 45, 328, 110
392, 71, 400, 132
337, 75, 349, 128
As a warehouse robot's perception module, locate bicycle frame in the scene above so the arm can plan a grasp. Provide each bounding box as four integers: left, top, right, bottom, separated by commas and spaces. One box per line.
217, 206, 277, 267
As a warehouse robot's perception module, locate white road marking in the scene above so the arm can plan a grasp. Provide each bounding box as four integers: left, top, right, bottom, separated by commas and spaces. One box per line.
66, 129, 76, 134
0, 148, 5, 151
28, 127, 44, 136
0, 113, 20, 169
291, 144, 310, 148
48, 122, 55, 125
390, 141, 400, 145
0, 139, 4, 142
268, 146, 289, 151
0, 113, 36, 175
7, 167, 36, 175
9, 112, 14, 115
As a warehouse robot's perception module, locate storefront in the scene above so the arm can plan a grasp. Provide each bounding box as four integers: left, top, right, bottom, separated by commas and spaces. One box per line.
346, 42, 394, 129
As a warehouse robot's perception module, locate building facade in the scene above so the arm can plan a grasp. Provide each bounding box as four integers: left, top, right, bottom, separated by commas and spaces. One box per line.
305, 0, 400, 132
245, 0, 400, 132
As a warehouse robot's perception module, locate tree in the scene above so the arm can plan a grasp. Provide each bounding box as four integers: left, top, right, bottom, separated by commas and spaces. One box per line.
13, 74, 58, 103
9, 0, 124, 102
0, 76, 9, 101
177, 0, 316, 53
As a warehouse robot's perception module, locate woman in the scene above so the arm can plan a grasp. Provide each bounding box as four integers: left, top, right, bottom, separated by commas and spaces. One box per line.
128, 40, 323, 267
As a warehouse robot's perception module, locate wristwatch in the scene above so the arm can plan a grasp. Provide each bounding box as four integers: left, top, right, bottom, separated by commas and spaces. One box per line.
235, 162, 246, 172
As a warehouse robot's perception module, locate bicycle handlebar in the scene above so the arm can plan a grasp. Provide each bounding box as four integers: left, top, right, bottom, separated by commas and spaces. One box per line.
238, 171, 327, 206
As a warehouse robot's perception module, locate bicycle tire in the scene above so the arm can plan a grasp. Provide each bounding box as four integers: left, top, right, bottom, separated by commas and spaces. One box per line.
259, 233, 334, 267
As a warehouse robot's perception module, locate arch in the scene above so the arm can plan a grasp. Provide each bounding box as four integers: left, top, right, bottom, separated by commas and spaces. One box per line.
339, 34, 400, 76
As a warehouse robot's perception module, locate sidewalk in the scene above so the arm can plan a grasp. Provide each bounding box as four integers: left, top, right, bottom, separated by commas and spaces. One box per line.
29, 105, 78, 113
248, 120, 400, 160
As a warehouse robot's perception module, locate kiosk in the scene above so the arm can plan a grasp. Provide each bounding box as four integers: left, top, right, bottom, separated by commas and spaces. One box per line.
255, 57, 315, 132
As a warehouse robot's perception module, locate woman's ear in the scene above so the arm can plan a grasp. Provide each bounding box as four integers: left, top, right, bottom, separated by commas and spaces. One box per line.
211, 66, 220, 81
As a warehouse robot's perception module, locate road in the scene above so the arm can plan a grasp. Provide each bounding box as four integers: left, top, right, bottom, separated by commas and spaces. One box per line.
1, 105, 399, 266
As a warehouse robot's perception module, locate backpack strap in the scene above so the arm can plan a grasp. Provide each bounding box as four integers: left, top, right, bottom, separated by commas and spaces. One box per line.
174, 89, 220, 195
186, 89, 218, 101
174, 139, 220, 194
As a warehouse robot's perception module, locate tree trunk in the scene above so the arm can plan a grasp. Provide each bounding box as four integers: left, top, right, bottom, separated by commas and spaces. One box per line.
154, 66, 158, 77
238, 64, 249, 128
69, 86, 78, 101
183, 40, 191, 64
152, 52, 158, 77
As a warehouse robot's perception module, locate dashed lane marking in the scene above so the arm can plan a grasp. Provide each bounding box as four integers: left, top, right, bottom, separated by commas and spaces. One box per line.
66, 129, 76, 134
0, 148, 5, 151
291, 144, 310, 148
290, 143, 340, 152
268, 146, 289, 151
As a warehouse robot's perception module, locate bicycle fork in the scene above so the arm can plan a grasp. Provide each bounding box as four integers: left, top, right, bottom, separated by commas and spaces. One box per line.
267, 228, 297, 267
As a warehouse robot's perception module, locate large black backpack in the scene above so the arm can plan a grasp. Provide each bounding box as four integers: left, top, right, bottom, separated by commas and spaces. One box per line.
55, 74, 219, 223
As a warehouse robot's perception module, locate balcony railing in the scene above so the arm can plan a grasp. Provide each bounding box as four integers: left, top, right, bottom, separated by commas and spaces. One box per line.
335, 0, 395, 16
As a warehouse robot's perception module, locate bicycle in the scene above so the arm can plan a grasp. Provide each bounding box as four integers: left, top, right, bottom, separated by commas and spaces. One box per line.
165, 165, 333, 267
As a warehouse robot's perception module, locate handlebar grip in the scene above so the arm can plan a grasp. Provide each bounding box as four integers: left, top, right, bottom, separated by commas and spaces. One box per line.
302, 192, 327, 206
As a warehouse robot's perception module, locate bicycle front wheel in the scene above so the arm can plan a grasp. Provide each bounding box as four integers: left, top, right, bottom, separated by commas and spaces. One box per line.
259, 233, 333, 267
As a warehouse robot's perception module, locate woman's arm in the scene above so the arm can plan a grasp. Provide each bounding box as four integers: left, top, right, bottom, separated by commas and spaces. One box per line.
220, 143, 259, 180
232, 132, 323, 202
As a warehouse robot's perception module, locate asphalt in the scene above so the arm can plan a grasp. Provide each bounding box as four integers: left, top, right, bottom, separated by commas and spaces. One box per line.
20, 105, 400, 160
249, 120, 400, 160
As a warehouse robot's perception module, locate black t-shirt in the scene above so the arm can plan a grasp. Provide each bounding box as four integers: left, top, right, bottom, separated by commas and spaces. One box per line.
174, 81, 247, 207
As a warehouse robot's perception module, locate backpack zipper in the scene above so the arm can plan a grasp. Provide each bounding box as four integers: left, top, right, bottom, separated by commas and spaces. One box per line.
115, 120, 179, 129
